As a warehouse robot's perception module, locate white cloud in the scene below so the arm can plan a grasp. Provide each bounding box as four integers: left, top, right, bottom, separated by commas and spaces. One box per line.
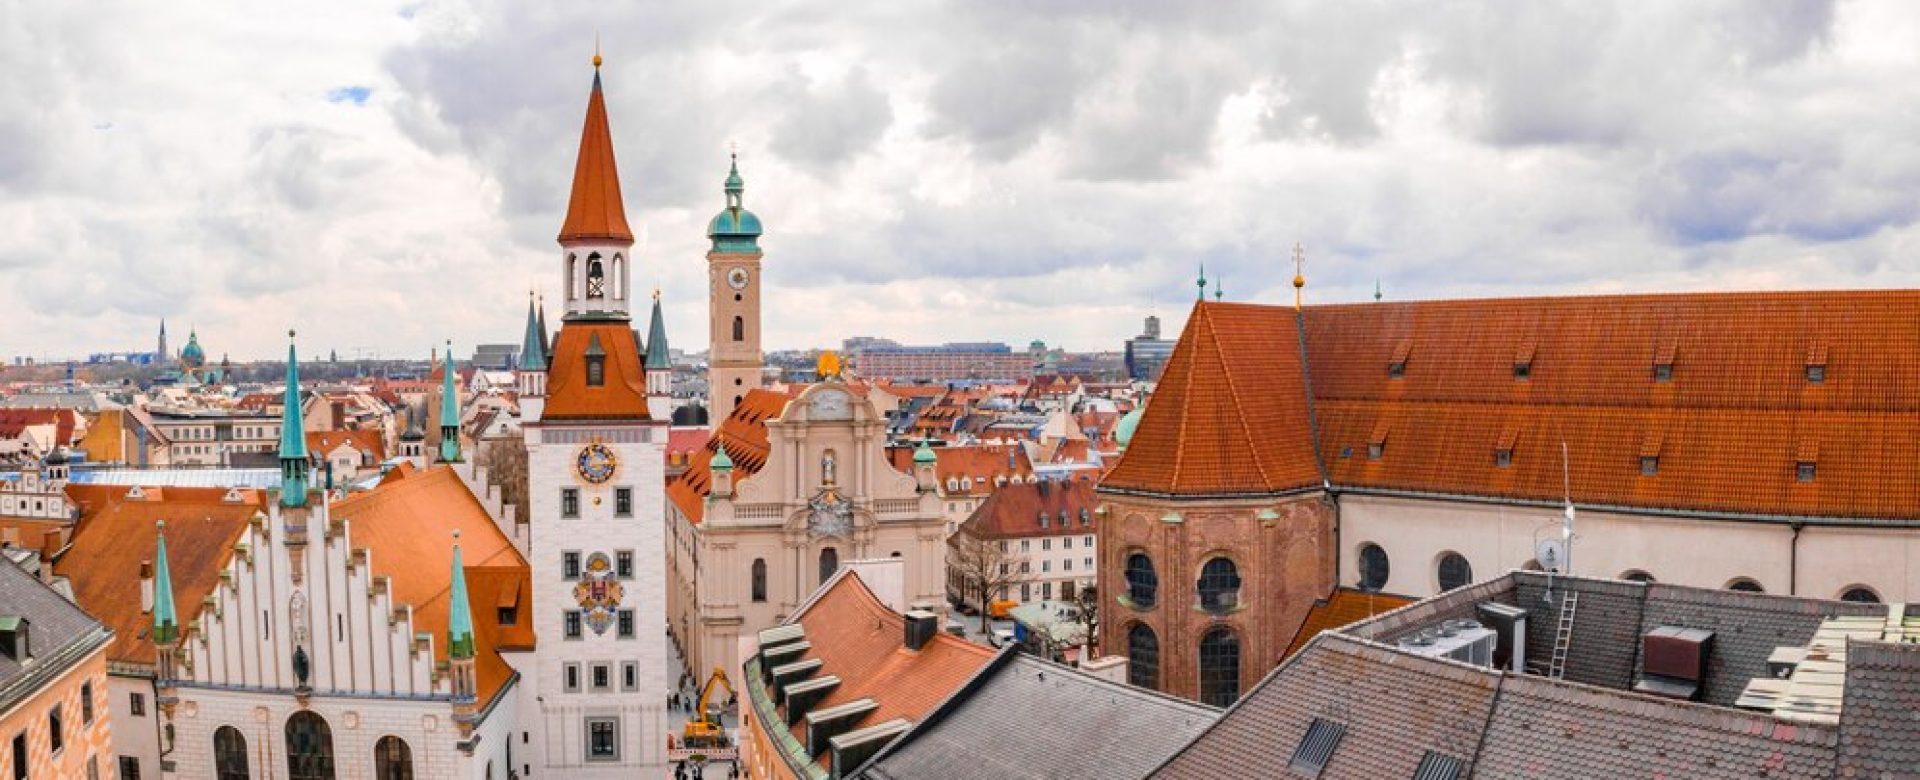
4, 0, 1920, 362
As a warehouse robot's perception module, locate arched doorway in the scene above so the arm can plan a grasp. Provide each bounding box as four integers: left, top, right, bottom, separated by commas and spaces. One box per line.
285, 711, 334, 780
374, 735, 413, 780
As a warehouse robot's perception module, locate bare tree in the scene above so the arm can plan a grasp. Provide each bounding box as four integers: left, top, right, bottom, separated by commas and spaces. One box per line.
476, 435, 530, 525
947, 531, 1025, 634
1069, 583, 1099, 657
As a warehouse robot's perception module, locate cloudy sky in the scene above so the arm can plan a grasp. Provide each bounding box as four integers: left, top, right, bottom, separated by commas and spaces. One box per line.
5, 1, 1919, 361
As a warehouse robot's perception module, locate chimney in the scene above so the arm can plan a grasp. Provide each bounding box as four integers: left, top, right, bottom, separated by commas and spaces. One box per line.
140, 560, 155, 613
904, 609, 938, 651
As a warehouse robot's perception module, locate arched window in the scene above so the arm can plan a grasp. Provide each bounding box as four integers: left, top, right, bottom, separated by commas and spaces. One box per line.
214, 725, 249, 780
611, 254, 624, 300
285, 711, 334, 780
1124, 553, 1158, 609
1127, 623, 1159, 689
751, 559, 767, 603
1437, 552, 1472, 591
1840, 585, 1881, 604
1198, 627, 1241, 707
732, 315, 745, 342
1619, 570, 1655, 583
1358, 543, 1390, 592
1196, 557, 1240, 613
586, 253, 606, 299
566, 254, 578, 300
1725, 578, 1765, 593
819, 547, 839, 586
374, 735, 413, 780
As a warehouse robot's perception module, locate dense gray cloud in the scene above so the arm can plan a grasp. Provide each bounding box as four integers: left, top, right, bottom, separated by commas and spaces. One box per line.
3, 0, 1920, 362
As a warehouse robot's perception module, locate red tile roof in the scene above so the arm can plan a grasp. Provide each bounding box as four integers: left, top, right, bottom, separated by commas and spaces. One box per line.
1109, 292, 1920, 520
959, 479, 1098, 540
0, 408, 77, 446
306, 429, 386, 463
883, 444, 1033, 495
556, 70, 633, 243
779, 571, 995, 766
1282, 587, 1414, 659
666, 389, 790, 523
1101, 302, 1324, 496
541, 322, 651, 421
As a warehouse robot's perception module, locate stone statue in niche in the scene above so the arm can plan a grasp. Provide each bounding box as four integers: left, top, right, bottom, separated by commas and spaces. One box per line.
821, 449, 837, 486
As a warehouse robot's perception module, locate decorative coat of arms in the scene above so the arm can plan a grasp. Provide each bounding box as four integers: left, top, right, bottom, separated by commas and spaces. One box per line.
573, 552, 625, 635
807, 488, 854, 538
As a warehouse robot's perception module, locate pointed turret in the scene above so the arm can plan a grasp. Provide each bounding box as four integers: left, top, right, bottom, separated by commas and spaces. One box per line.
151, 521, 179, 645
519, 293, 548, 370
438, 341, 462, 463
645, 290, 673, 420
448, 531, 475, 661
645, 291, 671, 370
557, 62, 633, 244
279, 330, 309, 507
537, 295, 551, 358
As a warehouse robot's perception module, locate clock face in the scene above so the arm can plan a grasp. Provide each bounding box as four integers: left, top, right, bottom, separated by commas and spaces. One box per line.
575, 443, 618, 484
727, 267, 751, 290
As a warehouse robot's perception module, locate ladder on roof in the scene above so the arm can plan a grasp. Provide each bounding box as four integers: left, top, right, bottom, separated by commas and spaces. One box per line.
1548, 590, 1579, 680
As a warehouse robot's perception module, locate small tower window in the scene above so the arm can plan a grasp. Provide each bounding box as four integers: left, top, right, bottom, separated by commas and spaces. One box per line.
732, 316, 745, 342
586, 253, 606, 299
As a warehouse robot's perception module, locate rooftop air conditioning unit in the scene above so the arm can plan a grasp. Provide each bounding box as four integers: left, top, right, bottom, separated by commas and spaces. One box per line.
1399, 620, 1496, 668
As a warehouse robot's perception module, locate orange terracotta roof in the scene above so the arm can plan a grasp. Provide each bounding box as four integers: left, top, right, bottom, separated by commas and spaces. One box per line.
58, 485, 266, 666
1101, 302, 1325, 496
960, 480, 1098, 540
1282, 587, 1414, 658
541, 322, 650, 421
780, 572, 996, 766
333, 464, 533, 705
306, 429, 386, 462
666, 389, 790, 523
882, 444, 1032, 495
556, 70, 633, 243
0, 408, 77, 445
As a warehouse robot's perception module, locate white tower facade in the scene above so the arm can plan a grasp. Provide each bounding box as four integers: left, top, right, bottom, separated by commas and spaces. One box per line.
523, 57, 669, 776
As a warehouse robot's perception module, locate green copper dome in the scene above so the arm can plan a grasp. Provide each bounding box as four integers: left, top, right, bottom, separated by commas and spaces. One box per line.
913, 439, 937, 464
180, 330, 207, 369
708, 154, 762, 251
1116, 404, 1146, 449
710, 442, 734, 471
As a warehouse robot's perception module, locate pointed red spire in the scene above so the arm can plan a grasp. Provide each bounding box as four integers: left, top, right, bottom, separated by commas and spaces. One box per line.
557, 63, 634, 244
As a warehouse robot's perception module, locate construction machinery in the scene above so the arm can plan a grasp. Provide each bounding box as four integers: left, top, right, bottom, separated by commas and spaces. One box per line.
681, 667, 736, 750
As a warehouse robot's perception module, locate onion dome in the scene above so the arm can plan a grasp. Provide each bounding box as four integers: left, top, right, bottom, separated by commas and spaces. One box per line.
43, 447, 69, 465
1115, 404, 1146, 449
707, 154, 763, 251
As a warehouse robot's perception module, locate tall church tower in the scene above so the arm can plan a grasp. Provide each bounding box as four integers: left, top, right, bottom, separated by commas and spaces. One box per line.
522, 54, 668, 776
706, 155, 764, 423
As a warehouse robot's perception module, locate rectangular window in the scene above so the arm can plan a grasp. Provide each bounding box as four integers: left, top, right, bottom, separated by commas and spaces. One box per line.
1640, 455, 1659, 476
1042, 539, 1051, 551
1806, 364, 1826, 384
563, 552, 582, 579
1020, 540, 1030, 552
1085, 535, 1093, 546
129, 693, 145, 717
48, 705, 62, 753
1063, 537, 1072, 550
1020, 583, 1031, 601
1495, 449, 1513, 468
999, 541, 1008, 553
1797, 461, 1816, 482
586, 717, 619, 761
1020, 561, 1030, 573
1653, 363, 1673, 382
591, 663, 611, 691
616, 551, 634, 579
1063, 559, 1072, 572
564, 663, 581, 693
999, 563, 1009, 576
586, 355, 605, 387
1085, 557, 1093, 569
120, 757, 141, 780
564, 612, 582, 639
561, 488, 580, 518
1041, 560, 1051, 573
497, 607, 517, 626
81, 681, 94, 724
1042, 582, 1052, 600
617, 609, 635, 638
614, 488, 632, 517
87, 756, 99, 780
1288, 718, 1347, 777
12, 732, 26, 780
622, 662, 639, 691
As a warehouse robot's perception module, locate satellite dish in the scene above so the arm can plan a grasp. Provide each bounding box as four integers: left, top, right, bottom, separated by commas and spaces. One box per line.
1535, 538, 1566, 573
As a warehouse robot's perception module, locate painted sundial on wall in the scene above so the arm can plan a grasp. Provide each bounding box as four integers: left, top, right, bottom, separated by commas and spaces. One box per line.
573, 552, 625, 635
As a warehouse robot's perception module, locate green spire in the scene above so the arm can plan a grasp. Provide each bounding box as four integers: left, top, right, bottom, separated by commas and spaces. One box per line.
1214, 273, 1224, 301
447, 531, 475, 661
1196, 263, 1207, 301
725, 153, 744, 200
645, 290, 671, 370
1374, 279, 1383, 302
711, 440, 734, 471
537, 296, 551, 358
518, 293, 547, 371
279, 330, 308, 507
152, 521, 179, 645
438, 341, 461, 463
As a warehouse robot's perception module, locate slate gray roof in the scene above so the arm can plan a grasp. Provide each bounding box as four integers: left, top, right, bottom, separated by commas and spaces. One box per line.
855, 649, 1218, 780
1835, 640, 1920, 776
0, 557, 111, 713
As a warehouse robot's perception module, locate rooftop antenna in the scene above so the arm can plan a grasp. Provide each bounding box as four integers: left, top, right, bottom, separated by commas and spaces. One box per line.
1561, 440, 1575, 576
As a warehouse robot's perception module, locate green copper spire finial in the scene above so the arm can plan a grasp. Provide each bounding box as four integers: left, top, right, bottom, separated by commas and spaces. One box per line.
1196, 263, 1207, 301
279, 330, 309, 507
1375, 279, 1383, 302
447, 529, 476, 661
518, 292, 547, 371
438, 341, 462, 463
152, 520, 180, 645
1214, 273, 1224, 301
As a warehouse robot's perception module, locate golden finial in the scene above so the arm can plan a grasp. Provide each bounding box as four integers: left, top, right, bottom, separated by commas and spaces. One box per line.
817, 351, 843, 380
593, 35, 602, 68
1291, 242, 1306, 311
652, 287, 661, 302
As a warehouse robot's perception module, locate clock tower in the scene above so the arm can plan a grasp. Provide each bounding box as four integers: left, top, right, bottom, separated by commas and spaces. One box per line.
707, 154, 764, 423
523, 54, 668, 776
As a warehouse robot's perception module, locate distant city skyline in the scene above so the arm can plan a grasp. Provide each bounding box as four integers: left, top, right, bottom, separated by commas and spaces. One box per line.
6, 3, 1920, 359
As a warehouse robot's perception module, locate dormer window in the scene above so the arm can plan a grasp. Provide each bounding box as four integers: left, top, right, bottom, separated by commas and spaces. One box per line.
1806, 365, 1825, 384
1513, 344, 1536, 381
1388, 339, 1411, 379
1640, 433, 1663, 476
1079, 508, 1090, 526
1641, 455, 1659, 476
1494, 428, 1517, 469
1796, 461, 1816, 482
1653, 343, 1676, 383
1368, 422, 1389, 460
1494, 448, 1512, 468
1796, 440, 1819, 483
1806, 344, 1828, 384
1039, 511, 1049, 529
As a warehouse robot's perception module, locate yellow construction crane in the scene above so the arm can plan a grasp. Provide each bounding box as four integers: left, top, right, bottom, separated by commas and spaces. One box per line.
681, 667, 736, 750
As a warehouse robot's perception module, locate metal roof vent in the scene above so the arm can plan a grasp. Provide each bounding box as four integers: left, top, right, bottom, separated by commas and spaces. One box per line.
1633, 626, 1714, 701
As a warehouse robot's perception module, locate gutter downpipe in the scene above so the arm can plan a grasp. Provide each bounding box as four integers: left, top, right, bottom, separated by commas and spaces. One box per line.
1790, 521, 1803, 596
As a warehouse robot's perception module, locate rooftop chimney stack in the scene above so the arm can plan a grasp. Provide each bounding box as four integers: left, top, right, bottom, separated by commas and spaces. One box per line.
904, 609, 938, 651
140, 560, 155, 613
